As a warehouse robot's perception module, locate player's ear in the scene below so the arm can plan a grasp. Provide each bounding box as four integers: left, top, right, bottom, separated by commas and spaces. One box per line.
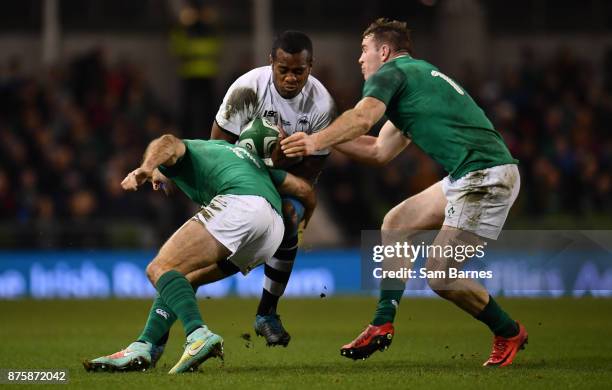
269, 54, 274, 66
381, 44, 391, 61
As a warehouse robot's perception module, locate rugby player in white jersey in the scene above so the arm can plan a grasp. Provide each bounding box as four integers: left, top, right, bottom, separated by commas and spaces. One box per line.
209, 31, 336, 346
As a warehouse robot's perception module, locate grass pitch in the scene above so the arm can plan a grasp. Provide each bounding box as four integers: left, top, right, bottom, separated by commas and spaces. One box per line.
1, 297, 611, 389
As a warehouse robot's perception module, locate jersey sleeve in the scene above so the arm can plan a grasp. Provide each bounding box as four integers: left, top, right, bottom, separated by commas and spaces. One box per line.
310, 95, 337, 156
268, 168, 288, 186
215, 71, 259, 136
362, 63, 405, 105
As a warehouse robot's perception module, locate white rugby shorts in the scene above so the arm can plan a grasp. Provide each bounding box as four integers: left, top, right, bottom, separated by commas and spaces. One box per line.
442, 164, 520, 240
192, 194, 284, 274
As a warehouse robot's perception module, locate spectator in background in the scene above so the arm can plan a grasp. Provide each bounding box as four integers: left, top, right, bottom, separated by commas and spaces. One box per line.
0, 48, 181, 248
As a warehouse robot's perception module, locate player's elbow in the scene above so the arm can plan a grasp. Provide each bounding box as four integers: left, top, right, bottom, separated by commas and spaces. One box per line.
159, 133, 180, 145
159, 134, 185, 165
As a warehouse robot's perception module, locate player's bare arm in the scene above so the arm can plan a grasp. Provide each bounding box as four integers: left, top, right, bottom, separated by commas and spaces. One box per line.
334, 120, 410, 166
211, 121, 239, 143
121, 134, 186, 191
275, 172, 317, 227
281, 97, 386, 157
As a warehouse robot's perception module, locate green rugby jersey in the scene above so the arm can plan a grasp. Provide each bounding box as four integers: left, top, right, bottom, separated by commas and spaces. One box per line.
158, 139, 283, 215
363, 55, 517, 179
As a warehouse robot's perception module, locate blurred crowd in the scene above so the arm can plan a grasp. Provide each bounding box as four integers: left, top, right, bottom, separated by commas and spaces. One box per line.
483, 47, 612, 217
0, 49, 191, 247
1, 46, 611, 247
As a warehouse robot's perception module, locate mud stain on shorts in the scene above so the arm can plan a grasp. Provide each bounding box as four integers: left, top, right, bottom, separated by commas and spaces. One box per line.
224, 88, 258, 120
461, 171, 488, 231
489, 166, 518, 199
194, 197, 229, 223
461, 165, 518, 231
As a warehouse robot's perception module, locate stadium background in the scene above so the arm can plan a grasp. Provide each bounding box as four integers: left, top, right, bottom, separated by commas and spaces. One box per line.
1, 0, 611, 299
1, 1, 611, 388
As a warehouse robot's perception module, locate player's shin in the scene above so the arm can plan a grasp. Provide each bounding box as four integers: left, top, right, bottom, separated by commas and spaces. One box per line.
137, 294, 177, 346
156, 270, 205, 336
372, 278, 405, 325
257, 234, 297, 315
372, 231, 409, 326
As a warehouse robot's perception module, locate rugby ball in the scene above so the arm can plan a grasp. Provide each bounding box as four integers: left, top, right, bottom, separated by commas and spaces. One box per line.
237, 117, 280, 166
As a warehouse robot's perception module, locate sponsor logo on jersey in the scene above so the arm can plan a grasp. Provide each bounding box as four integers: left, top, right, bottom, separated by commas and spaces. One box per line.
263, 110, 277, 119
297, 115, 310, 132
156, 308, 169, 319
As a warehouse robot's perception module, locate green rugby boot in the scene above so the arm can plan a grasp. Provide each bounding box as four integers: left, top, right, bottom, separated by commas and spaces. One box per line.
168, 327, 224, 374
83, 341, 154, 372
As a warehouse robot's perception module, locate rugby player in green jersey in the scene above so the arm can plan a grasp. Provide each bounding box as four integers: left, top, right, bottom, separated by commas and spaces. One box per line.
282, 18, 527, 367
83, 135, 314, 374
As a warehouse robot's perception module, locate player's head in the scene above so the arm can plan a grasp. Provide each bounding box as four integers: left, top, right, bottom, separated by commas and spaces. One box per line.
360, 18, 412, 80
270, 31, 313, 99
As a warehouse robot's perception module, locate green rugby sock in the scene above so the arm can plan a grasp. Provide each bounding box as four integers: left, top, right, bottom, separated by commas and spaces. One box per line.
371, 279, 405, 326
475, 295, 519, 338
137, 294, 177, 345
156, 270, 204, 336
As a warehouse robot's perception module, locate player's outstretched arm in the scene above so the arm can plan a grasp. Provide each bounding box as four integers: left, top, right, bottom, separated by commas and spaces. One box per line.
275, 172, 317, 227
281, 97, 386, 157
121, 134, 186, 191
334, 120, 410, 166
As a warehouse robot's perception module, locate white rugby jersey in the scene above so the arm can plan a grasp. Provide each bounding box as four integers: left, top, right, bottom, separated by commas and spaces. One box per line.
215, 66, 336, 156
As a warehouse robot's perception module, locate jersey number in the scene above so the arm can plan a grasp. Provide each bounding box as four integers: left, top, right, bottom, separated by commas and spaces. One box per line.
431, 70, 464, 95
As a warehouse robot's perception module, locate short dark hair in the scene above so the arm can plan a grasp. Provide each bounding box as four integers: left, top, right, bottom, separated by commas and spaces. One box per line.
363, 18, 412, 55
271, 31, 313, 64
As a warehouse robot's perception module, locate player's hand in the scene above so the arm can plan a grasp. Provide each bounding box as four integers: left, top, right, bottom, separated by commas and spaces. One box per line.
151, 168, 174, 195
121, 167, 152, 191
271, 125, 300, 168
281, 132, 316, 157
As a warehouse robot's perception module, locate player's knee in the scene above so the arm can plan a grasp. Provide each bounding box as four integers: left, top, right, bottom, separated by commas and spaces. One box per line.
424, 258, 449, 296
146, 256, 172, 286
145, 261, 159, 285
382, 208, 404, 231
